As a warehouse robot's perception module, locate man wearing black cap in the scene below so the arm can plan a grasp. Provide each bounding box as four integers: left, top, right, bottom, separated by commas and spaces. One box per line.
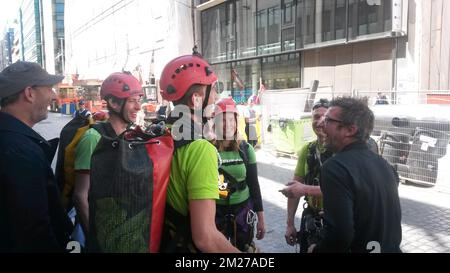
73, 99, 91, 118
0, 61, 73, 252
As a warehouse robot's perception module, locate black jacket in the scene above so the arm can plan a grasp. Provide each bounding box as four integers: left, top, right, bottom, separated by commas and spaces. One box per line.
314, 142, 402, 253
0, 112, 73, 252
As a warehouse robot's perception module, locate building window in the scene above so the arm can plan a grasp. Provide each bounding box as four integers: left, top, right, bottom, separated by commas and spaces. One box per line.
348, 0, 392, 39
282, 0, 293, 24
320, 0, 346, 42
256, 9, 267, 53
296, 0, 315, 48
56, 20, 64, 29
230, 59, 260, 103
262, 53, 300, 90
267, 7, 280, 44
202, 4, 227, 63
202, 2, 236, 62
213, 60, 261, 104
55, 3, 64, 13
281, 0, 295, 51
257, 0, 281, 55
335, 0, 346, 39
225, 1, 236, 60
237, 0, 256, 58
213, 63, 233, 95
201, 0, 396, 74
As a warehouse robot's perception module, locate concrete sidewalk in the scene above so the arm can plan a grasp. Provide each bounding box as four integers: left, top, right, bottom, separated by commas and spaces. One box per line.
254, 147, 450, 253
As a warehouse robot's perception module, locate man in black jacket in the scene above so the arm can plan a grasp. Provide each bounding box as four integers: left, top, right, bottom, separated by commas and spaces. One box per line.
312, 97, 402, 253
0, 61, 73, 252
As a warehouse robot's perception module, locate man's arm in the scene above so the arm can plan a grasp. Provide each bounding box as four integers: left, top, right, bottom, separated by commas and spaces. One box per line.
284, 141, 324, 198
246, 170, 263, 209
280, 181, 322, 199
284, 143, 308, 245
189, 199, 240, 253
244, 149, 265, 239
72, 129, 100, 235
3, 153, 62, 252
285, 194, 301, 245
73, 172, 90, 235
256, 211, 265, 240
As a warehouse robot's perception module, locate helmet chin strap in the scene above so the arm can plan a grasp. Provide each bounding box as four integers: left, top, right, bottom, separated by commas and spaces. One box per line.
110, 99, 133, 126
189, 84, 212, 126
201, 85, 212, 125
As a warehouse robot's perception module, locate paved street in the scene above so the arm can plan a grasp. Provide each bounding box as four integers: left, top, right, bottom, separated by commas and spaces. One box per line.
34, 112, 73, 170
254, 147, 450, 253
35, 112, 450, 253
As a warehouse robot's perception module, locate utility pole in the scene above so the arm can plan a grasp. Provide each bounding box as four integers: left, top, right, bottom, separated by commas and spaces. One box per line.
55, 37, 65, 75
60, 37, 65, 75
191, 0, 196, 45
38, 0, 45, 67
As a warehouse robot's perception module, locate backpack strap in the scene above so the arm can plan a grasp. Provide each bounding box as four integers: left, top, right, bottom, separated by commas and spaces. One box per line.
238, 141, 250, 168
304, 141, 333, 211
174, 139, 194, 150
91, 122, 117, 138
219, 168, 247, 193
305, 142, 319, 186
162, 204, 199, 253
305, 141, 333, 186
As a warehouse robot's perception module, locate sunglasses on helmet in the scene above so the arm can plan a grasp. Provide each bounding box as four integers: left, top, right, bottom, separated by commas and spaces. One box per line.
312, 99, 330, 110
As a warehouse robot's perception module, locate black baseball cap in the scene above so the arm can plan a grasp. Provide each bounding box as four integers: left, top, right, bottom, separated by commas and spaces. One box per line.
0, 61, 64, 99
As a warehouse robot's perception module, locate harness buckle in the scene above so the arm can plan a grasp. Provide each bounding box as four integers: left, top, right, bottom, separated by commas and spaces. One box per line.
247, 209, 257, 225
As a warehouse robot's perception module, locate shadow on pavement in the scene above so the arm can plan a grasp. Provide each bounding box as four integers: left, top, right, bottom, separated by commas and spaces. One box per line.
257, 161, 295, 186
257, 198, 300, 253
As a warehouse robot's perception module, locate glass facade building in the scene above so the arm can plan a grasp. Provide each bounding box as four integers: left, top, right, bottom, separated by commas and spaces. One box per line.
10, 0, 65, 73
200, 0, 397, 102
0, 29, 15, 69
21, 0, 43, 65
54, 0, 65, 74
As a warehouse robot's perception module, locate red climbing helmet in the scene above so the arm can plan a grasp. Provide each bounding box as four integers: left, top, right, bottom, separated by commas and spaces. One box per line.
100, 72, 143, 100
92, 111, 108, 121
159, 55, 218, 102
215, 97, 238, 116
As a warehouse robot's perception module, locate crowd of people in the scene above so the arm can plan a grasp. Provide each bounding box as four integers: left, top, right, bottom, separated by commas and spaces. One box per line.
0, 54, 402, 253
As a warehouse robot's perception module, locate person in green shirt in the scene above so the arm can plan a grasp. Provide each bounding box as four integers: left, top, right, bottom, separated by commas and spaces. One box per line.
73, 72, 143, 237
280, 99, 332, 252
213, 97, 266, 252
159, 52, 239, 253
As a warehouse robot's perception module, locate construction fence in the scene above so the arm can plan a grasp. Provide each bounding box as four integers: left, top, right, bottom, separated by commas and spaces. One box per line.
258, 89, 450, 189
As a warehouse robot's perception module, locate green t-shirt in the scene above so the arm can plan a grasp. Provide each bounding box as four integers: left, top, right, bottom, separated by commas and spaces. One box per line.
294, 139, 326, 178
166, 139, 220, 216
74, 128, 102, 171
216, 144, 257, 206
293, 140, 327, 209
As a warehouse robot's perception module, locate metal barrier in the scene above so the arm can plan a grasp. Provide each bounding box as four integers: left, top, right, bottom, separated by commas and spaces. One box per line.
370, 103, 450, 187
259, 89, 450, 187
